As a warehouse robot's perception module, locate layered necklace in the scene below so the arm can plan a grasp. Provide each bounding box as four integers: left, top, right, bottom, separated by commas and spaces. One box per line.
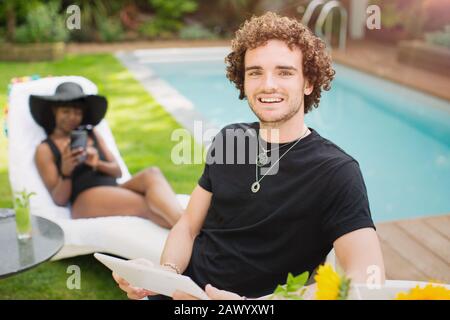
251, 126, 310, 193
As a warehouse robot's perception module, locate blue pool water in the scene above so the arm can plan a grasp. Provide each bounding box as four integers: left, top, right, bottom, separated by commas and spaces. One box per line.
145, 58, 450, 222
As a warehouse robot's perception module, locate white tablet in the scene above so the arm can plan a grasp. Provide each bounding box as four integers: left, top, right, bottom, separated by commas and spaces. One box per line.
94, 253, 210, 300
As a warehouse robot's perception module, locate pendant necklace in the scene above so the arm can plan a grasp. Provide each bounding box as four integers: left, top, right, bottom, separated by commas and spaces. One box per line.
256, 137, 291, 167
251, 127, 309, 193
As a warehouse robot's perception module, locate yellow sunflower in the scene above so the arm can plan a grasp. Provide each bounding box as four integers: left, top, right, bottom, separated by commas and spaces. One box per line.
314, 264, 351, 300
395, 284, 450, 300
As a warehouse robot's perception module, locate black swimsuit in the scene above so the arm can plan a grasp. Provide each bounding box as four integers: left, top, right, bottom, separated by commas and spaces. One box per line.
43, 130, 118, 204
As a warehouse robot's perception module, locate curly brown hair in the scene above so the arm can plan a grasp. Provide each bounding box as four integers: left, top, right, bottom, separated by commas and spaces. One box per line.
225, 12, 335, 114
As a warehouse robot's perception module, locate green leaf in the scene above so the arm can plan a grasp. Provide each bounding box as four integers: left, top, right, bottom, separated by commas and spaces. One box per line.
272, 271, 310, 300
25, 192, 36, 201
14, 197, 22, 208
293, 271, 309, 287
287, 272, 294, 283
274, 285, 285, 294
13, 188, 36, 208
288, 283, 303, 291
338, 276, 351, 300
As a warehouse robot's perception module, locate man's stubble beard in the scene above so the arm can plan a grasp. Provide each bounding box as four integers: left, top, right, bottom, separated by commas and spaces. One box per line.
248, 95, 303, 128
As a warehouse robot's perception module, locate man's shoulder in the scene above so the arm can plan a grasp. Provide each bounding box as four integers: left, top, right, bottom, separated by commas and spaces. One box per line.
311, 130, 359, 169
308, 133, 366, 195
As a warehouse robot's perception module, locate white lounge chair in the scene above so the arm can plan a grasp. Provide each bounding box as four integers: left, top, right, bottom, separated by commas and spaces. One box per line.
7, 76, 189, 262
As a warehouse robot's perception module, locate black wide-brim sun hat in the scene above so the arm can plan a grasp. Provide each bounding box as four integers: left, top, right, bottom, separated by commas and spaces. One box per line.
29, 82, 107, 134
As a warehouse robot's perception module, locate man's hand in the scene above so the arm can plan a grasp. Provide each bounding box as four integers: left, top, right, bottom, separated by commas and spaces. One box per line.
172, 284, 244, 300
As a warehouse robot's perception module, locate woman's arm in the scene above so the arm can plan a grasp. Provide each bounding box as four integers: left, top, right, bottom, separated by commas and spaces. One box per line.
35, 143, 72, 206
90, 129, 122, 178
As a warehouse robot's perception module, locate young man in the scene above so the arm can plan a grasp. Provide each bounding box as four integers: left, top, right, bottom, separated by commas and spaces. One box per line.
114, 12, 385, 300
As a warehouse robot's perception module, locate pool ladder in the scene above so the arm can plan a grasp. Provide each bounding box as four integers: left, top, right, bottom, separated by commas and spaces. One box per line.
300, 0, 348, 50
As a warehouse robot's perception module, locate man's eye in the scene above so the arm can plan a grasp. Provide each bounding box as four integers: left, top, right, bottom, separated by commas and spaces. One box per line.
280, 71, 293, 76
248, 71, 261, 76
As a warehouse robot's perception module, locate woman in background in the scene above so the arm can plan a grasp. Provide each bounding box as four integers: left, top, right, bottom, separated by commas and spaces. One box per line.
31, 82, 182, 228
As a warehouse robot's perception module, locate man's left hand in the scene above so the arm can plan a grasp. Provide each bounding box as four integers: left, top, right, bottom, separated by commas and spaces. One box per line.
172, 284, 244, 300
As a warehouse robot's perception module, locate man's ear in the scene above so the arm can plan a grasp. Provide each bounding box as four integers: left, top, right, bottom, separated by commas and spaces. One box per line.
304, 80, 313, 96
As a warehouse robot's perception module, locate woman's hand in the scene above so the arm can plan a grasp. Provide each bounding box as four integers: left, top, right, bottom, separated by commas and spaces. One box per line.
60, 141, 83, 177
84, 146, 99, 169
173, 284, 244, 300
112, 259, 159, 300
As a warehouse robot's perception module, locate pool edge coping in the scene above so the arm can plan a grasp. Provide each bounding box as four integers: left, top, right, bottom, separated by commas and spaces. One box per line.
115, 50, 221, 147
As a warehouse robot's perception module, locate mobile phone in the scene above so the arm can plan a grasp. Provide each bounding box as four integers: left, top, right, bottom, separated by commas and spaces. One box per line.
70, 129, 87, 162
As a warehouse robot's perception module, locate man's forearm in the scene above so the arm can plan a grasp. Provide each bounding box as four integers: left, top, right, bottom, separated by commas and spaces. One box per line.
160, 216, 196, 273
334, 228, 386, 285
344, 264, 386, 285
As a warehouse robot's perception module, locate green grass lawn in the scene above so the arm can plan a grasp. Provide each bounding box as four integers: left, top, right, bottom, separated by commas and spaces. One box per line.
0, 53, 203, 299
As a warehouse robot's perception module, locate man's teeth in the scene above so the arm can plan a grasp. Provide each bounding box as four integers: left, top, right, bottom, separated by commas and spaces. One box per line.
259, 97, 283, 103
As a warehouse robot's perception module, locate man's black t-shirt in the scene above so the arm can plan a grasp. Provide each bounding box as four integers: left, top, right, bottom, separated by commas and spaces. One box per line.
184, 122, 375, 297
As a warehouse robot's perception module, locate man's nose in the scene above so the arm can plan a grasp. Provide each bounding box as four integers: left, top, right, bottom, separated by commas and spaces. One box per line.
261, 73, 278, 92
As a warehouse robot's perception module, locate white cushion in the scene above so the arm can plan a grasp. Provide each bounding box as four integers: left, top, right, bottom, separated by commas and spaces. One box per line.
7, 76, 189, 262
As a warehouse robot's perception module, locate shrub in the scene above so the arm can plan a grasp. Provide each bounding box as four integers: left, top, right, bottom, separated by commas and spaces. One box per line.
69, 1, 124, 43
96, 14, 124, 42
149, 0, 198, 20
13, 2, 68, 43
139, 18, 180, 39
179, 23, 218, 40
139, 0, 198, 39
0, 27, 5, 43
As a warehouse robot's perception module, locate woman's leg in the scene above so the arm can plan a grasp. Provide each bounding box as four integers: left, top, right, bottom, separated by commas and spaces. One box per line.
119, 167, 183, 227
71, 186, 171, 228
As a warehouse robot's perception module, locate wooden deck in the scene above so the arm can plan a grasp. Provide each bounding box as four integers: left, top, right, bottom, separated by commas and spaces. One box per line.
376, 214, 450, 283
332, 40, 450, 103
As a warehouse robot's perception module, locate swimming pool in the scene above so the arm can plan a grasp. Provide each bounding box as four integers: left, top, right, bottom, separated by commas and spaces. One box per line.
119, 48, 450, 222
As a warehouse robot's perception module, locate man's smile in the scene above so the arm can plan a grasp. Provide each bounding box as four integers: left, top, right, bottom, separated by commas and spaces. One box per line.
256, 95, 285, 105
